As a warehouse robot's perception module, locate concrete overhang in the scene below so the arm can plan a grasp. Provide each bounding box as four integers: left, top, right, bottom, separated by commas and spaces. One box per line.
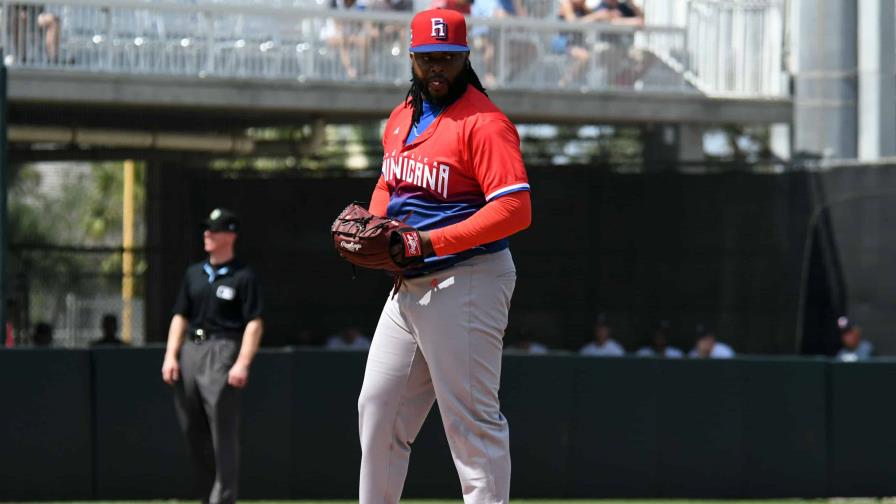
9, 69, 792, 128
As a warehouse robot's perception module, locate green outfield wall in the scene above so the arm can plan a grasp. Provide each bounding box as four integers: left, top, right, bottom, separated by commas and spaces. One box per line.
2, 348, 895, 500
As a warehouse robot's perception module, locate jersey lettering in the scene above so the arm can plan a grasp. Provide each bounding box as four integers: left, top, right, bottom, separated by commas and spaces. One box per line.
379, 87, 529, 272
382, 155, 450, 199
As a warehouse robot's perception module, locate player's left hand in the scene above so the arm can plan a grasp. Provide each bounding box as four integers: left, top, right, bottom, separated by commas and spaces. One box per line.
389, 229, 430, 268
227, 362, 250, 388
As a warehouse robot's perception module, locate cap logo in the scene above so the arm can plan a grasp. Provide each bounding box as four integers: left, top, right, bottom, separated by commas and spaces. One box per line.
210, 209, 222, 220
431, 18, 447, 40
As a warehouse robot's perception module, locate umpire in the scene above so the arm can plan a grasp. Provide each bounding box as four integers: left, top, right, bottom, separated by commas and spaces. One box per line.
161, 207, 263, 504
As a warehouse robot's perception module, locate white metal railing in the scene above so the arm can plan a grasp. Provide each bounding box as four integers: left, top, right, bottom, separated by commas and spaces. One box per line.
641, 0, 689, 27
0, 0, 786, 98
685, 0, 787, 97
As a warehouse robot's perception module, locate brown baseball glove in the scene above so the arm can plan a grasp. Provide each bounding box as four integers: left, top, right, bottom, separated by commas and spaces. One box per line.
331, 202, 424, 272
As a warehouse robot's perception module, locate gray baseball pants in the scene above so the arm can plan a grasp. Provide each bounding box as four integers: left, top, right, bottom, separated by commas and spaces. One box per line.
358, 249, 516, 504
174, 338, 241, 504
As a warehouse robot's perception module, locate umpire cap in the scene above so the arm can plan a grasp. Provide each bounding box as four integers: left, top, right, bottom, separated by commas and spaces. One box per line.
837, 316, 856, 332
203, 207, 239, 233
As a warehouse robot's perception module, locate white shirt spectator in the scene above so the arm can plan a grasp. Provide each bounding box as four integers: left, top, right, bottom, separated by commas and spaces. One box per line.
326, 333, 371, 350
525, 342, 549, 355
836, 340, 874, 362
579, 339, 625, 357
505, 342, 549, 355
636, 346, 684, 358
688, 341, 735, 359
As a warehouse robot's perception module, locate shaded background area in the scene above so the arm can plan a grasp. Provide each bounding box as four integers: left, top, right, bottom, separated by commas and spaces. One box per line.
143, 163, 896, 356
147, 165, 818, 354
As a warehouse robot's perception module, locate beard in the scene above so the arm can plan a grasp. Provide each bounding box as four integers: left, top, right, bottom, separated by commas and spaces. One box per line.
412, 66, 470, 107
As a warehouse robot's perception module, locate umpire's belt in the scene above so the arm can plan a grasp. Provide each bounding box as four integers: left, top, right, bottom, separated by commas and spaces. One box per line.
191, 328, 241, 344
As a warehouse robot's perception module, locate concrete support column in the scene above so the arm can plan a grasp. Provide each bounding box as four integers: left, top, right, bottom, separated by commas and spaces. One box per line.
858, 0, 896, 160
793, 0, 858, 159
642, 124, 681, 170
678, 125, 705, 163
770, 123, 792, 161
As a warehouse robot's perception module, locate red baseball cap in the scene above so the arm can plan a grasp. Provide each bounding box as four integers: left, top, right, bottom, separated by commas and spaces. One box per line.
409, 9, 469, 53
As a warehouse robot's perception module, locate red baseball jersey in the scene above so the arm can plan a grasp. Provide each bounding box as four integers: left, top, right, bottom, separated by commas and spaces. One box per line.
379, 86, 530, 271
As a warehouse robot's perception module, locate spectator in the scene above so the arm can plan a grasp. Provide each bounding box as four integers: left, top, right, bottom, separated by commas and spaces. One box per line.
430, 0, 474, 14
91, 313, 126, 347
5, 298, 17, 348
587, 0, 643, 26
326, 326, 371, 350
554, 0, 646, 88
688, 323, 734, 359
363, 0, 412, 70
293, 328, 318, 347
506, 328, 548, 355
636, 320, 683, 358
471, 0, 527, 87
554, 0, 596, 87
32, 322, 53, 347
37, 9, 60, 63
835, 316, 874, 362
322, 0, 370, 79
579, 313, 624, 357
590, 0, 646, 87
473, 0, 525, 18
7, 4, 59, 64
365, 0, 413, 10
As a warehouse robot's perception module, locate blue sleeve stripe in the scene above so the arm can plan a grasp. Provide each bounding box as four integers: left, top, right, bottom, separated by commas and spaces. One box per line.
486, 183, 531, 201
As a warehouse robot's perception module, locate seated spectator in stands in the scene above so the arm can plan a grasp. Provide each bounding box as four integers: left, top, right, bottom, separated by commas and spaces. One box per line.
293, 328, 319, 347
688, 323, 734, 359
474, 0, 526, 18
430, 0, 474, 14
636, 320, 683, 358
505, 328, 548, 355
591, 0, 646, 87
471, 0, 527, 87
32, 322, 53, 347
91, 314, 126, 347
588, 0, 643, 26
579, 313, 625, 357
835, 316, 874, 362
6, 4, 60, 64
322, 0, 370, 79
555, 0, 646, 87
37, 9, 60, 63
5, 298, 17, 348
554, 0, 598, 87
365, 0, 413, 10
326, 326, 371, 350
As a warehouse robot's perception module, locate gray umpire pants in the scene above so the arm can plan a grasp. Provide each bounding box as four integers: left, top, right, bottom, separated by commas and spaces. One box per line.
358, 249, 516, 504
174, 338, 242, 504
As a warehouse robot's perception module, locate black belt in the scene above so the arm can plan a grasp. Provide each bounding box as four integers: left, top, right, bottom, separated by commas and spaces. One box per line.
190, 328, 241, 344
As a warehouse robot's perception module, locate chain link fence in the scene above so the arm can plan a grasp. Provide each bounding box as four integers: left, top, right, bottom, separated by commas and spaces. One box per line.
8, 161, 145, 348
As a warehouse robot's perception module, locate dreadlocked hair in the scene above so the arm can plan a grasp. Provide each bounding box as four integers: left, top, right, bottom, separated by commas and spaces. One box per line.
406, 60, 488, 125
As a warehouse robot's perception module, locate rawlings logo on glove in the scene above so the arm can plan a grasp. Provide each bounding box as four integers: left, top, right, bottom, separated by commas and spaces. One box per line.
401, 231, 422, 258
331, 202, 425, 272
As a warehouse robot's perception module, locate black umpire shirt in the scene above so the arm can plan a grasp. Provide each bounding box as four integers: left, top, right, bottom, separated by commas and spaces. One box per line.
173, 259, 263, 335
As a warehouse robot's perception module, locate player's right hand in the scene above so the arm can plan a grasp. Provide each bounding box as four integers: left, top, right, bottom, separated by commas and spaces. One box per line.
161, 356, 180, 385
